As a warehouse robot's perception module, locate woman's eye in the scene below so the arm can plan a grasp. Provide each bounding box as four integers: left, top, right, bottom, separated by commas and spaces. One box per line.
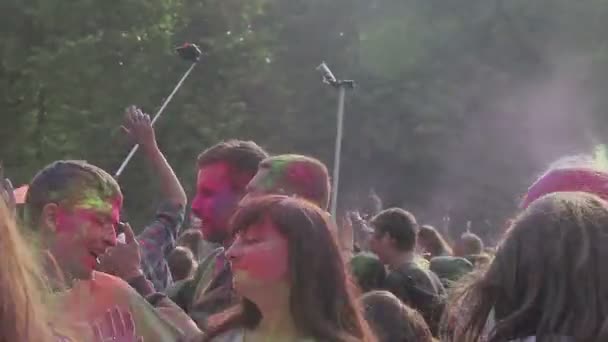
243, 237, 260, 244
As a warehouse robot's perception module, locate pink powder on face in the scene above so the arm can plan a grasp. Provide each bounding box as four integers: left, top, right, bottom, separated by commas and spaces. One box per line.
227, 217, 289, 283
53, 197, 122, 277
192, 163, 240, 243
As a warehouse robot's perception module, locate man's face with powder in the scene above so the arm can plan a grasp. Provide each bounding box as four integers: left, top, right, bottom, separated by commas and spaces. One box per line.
45, 190, 122, 280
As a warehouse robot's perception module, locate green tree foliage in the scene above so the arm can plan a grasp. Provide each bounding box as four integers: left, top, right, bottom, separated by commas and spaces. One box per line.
2, 0, 608, 239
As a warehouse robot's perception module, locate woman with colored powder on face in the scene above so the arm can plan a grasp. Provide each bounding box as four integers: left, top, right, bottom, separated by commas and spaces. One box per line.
199, 195, 377, 342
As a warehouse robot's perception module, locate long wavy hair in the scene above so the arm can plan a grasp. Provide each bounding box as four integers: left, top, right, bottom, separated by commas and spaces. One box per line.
447, 192, 608, 342
418, 225, 453, 258
0, 200, 57, 341
203, 195, 376, 342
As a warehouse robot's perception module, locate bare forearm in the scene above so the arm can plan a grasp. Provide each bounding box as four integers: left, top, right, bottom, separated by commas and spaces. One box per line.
142, 144, 187, 206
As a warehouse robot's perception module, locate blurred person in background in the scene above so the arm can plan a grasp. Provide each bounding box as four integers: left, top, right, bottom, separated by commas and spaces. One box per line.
369, 208, 446, 336
417, 224, 453, 259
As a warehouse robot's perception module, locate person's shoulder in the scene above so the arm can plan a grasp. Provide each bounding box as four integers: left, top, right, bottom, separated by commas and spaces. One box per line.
393, 262, 440, 288
93, 271, 131, 287
92, 271, 138, 295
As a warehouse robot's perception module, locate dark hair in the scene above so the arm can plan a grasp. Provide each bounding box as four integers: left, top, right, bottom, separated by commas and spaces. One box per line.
418, 225, 453, 257
24, 160, 121, 227
168, 246, 197, 281
362, 291, 434, 342
197, 140, 268, 191
177, 228, 204, 260
350, 253, 386, 293
258, 154, 331, 210
458, 232, 484, 256
448, 192, 608, 342
203, 195, 376, 342
370, 208, 418, 252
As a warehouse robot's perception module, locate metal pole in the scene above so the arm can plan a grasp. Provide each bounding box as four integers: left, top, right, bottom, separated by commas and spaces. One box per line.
114, 61, 197, 178
330, 86, 346, 218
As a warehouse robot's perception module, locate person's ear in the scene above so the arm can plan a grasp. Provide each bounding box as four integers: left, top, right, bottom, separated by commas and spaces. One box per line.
41, 203, 60, 233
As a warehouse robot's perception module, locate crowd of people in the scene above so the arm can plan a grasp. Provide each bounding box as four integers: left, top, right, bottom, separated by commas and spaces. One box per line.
2, 105, 608, 341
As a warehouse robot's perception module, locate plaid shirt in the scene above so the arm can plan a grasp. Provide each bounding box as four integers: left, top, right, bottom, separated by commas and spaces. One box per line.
138, 202, 185, 292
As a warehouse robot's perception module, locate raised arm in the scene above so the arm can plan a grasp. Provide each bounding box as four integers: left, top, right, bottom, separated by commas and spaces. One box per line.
123, 106, 186, 290
123, 106, 186, 207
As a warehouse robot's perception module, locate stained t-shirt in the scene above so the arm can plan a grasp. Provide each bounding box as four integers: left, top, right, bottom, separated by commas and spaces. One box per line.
53, 271, 183, 342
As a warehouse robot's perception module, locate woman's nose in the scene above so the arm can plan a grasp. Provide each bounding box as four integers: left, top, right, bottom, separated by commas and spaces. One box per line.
226, 242, 243, 261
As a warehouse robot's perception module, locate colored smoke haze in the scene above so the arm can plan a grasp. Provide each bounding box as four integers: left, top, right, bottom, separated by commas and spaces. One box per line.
392, 53, 606, 240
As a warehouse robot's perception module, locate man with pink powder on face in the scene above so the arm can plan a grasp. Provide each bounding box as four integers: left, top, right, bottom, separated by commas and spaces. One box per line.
166, 140, 269, 329
24, 160, 183, 341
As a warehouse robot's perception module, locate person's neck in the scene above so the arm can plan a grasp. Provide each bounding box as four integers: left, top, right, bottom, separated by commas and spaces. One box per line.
43, 246, 93, 290
387, 250, 415, 270
42, 250, 74, 290
250, 284, 299, 341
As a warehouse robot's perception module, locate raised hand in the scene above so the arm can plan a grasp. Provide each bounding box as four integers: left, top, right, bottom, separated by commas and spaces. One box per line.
122, 105, 157, 149
97, 222, 143, 281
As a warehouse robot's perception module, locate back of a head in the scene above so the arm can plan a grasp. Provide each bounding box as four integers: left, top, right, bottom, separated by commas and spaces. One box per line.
177, 228, 205, 260
458, 232, 484, 256
429, 256, 473, 288
350, 253, 387, 293
361, 290, 434, 342
522, 166, 608, 209
168, 246, 197, 281
197, 140, 269, 191
251, 154, 331, 210
454, 192, 608, 341
370, 208, 418, 252
24, 160, 121, 228
418, 225, 453, 257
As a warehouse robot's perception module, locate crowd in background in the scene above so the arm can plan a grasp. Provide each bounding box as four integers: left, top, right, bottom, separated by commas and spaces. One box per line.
2, 106, 608, 341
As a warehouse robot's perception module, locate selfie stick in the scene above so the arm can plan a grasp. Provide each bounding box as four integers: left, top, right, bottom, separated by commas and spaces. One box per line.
114, 43, 202, 178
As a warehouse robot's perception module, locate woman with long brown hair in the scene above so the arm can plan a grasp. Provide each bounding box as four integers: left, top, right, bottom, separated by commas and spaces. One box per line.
446, 192, 608, 342
201, 195, 376, 342
417, 225, 453, 258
